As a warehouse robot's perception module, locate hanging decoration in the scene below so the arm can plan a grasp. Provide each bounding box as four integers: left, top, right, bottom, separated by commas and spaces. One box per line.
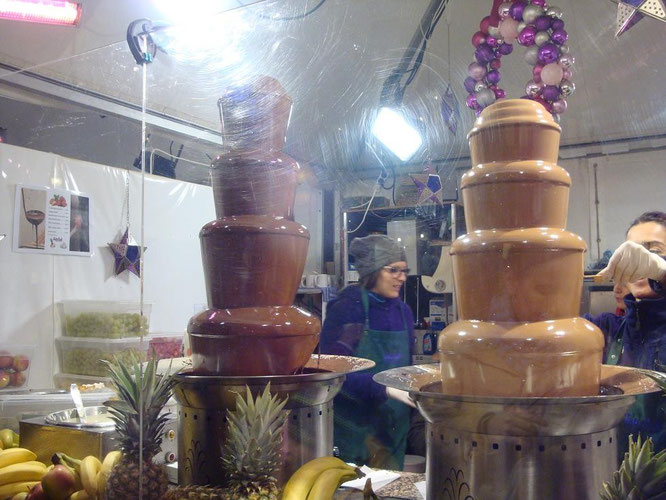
108, 228, 145, 277
107, 164, 145, 277
410, 166, 444, 206
616, 0, 666, 37
463, 0, 575, 122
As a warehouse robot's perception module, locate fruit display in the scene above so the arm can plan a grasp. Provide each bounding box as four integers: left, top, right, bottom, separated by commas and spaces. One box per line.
63, 313, 148, 339
56, 338, 147, 377
0, 350, 32, 390
281, 457, 362, 500
165, 383, 289, 500
0, 447, 46, 500
102, 354, 175, 499
147, 335, 184, 361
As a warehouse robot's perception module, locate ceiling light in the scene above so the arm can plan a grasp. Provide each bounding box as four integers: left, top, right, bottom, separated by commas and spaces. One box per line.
0, 0, 82, 26
371, 107, 422, 161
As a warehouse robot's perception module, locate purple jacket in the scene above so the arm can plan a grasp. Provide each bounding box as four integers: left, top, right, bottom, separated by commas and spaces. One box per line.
320, 284, 415, 403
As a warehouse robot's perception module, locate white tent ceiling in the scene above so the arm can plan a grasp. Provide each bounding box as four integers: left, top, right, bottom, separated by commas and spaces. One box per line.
0, 0, 664, 182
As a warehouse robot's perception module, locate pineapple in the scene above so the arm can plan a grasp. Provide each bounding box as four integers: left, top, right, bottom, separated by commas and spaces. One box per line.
600, 435, 666, 499
102, 353, 176, 499
166, 382, 287, 500
222, 383, 287, 499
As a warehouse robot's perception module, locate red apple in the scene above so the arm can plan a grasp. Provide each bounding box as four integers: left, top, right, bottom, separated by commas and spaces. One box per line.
0, 356, 12, 369
25, 482, 48, 500
12, 355, 29, 372
0, 370, 9, 388
40, 465, 76, 500
9, 371, 26, 387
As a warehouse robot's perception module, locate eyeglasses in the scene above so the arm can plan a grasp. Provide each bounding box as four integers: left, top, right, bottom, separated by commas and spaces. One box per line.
382, 266, 410, 276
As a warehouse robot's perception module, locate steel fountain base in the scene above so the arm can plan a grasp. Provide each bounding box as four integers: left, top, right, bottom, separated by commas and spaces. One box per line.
172, 354, 374, 487
374, 364, 661, 500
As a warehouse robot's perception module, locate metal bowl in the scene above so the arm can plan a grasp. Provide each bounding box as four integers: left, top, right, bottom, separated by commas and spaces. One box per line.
45, 405, 114, 429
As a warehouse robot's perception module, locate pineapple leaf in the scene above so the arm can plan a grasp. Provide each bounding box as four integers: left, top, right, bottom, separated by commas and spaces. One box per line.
634, 435, 653, 472
636, 368, 666, 392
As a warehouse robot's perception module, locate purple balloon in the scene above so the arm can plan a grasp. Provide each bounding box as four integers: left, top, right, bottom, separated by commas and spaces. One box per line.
486, 36, 499, 47
509, 1, 526, 21
551, 28, 568, 45
518, 25, 537, 46
552, 99, 567, 114
498, 42, 514, 55
466, 93, 479, 109
535, 15, 551, 31
487, 69, 501, 84
551, 19, 565, 30
541, 85, 561, 101
531, 0, 546, 6
464, 76, 477, 93
494, 87, 506, 99
475, 43, 495, 63
538, 43, 560, 64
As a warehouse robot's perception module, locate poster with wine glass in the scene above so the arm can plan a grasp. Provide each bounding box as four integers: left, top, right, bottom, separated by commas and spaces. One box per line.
12, 184, 93, 256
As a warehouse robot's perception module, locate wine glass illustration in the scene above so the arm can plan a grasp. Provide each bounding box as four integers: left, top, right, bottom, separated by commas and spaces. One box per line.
21, 188, 45, 249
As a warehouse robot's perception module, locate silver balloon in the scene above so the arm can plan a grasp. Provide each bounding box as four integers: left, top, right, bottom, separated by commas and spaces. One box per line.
498, 1, 512, 18
535, 31, 551, 46
524, 46, 540, 65
526, 79, 542, 97
560, 79, 575, 96
487, 26, 500, 38
552, 113, 561, 124
546, 6, 564, 18
558, 53, 575, 68
522, 4, 544, 24
517, 21, 527, 33
474, 81, 488, 92
476, 88, 497, 107
559, 44, 570, 54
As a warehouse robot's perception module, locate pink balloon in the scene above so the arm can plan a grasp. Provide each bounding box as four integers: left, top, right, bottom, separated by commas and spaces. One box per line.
541, 63, 564, 86
499, 18, 519, 44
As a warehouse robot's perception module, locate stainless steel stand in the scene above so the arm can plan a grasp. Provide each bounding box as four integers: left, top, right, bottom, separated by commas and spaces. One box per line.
173, 354, 373, 487
375, 364, 661, 500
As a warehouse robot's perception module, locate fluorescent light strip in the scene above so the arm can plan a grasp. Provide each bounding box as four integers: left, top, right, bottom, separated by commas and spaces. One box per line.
0, 0, 82, 26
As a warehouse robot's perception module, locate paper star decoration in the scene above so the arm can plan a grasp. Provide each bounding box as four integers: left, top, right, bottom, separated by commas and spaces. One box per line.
440, 84, 460, 136
410, 173, 443, 205
108, 228, 145, 277
616, 0, 666, 37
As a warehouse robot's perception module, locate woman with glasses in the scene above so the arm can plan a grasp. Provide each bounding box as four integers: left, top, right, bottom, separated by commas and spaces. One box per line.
321, 234, 415, 470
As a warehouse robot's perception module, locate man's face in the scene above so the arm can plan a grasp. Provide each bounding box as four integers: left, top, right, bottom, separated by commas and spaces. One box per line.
626, 221, 666, 299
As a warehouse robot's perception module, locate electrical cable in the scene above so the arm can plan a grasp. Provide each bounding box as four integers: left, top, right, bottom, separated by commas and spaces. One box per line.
346, 173, 382, 234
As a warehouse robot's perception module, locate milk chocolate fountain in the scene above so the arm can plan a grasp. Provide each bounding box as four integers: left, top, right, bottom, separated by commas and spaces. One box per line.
173, 77, 373, 487
374, 100, 661, 499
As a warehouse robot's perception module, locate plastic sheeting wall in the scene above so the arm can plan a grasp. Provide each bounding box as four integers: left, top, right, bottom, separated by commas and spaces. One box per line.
0, 143, 322, 388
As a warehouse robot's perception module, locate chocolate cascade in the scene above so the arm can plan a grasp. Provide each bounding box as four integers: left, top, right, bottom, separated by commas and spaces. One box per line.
438, 99, 604, 397
188, 76, 320, 376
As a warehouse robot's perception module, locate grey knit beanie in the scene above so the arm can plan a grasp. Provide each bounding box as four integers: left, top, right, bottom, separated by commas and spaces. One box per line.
349, 235, 407, 278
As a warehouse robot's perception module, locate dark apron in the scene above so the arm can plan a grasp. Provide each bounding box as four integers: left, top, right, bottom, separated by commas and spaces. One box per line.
333, 288, 411, 469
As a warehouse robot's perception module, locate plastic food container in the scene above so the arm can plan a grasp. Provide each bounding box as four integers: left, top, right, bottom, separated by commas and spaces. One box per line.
148, 334, 184, 360
56, 337, 149, 377
59, 301, 151, 338
0, 345, 35, 391
53, 372, 113, 391
0, 388, 115, 432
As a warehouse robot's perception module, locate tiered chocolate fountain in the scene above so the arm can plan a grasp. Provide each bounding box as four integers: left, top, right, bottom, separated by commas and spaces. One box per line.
173, 76, 373, 486
375, 99, 661, 499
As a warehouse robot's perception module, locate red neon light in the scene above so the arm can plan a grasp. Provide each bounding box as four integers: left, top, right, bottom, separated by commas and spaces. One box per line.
0, 0, 82, 26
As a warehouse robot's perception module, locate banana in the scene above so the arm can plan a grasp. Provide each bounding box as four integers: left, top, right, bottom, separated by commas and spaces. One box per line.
69, 490, 90, 500
10, 492, 29, 500
0, 462, 46, 486
0, 481, 39, 499
0, 450, 36, 470
96, 450, 122, 498
281, 457, 356, 500
306, 467, 359, 500
80, 455, 101, 497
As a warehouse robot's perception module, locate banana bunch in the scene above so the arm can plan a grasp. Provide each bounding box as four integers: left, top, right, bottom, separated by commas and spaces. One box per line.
52, 450, 121, 500
0, 448, 45, 500
95, 451, 121, 500
281, 456, 362, 500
